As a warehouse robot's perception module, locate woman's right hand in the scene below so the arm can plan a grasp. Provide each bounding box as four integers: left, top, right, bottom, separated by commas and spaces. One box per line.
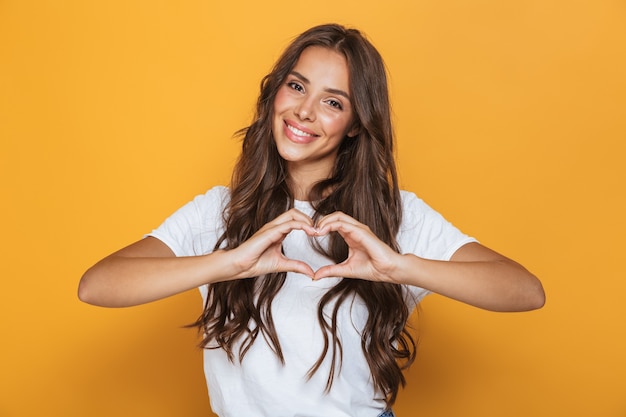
78, 208, 317, 307
228, 208, 317, 279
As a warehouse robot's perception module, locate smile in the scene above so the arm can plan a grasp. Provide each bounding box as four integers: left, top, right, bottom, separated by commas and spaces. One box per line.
283, 120, 319, 144
286, 121, 317, 137
287, 124, 315, 137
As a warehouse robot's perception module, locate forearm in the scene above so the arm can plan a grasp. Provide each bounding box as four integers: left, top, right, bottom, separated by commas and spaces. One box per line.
78, 250, 236, 308
393, 253, 545, 312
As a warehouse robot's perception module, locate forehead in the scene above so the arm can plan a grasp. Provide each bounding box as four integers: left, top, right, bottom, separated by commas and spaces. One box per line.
291, 46, 350, 90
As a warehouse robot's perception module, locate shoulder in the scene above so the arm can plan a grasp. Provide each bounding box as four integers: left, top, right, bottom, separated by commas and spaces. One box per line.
192, 185, 230, 207
399, 190, 421, 208
181, 185, 231, 227
399, 190, 438, 230
399, 189, 460, 232
155, 185, 230, 234
397, 189, 476, 259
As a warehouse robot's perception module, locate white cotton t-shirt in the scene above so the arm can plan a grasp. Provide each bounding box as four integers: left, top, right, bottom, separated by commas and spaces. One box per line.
148, 186, 476, 417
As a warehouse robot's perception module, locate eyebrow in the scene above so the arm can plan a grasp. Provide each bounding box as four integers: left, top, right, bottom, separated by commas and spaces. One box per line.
289, 70, 351, 101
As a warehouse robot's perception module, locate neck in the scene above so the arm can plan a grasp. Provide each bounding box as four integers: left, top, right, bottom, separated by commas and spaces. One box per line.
286, 162, 333, 201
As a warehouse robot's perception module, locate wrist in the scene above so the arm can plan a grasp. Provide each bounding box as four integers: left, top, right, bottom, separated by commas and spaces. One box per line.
391, 253, 425, 286
204, 249, 244, 283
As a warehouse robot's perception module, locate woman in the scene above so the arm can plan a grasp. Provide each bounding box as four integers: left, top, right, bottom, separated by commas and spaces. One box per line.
79, 24, 545, 417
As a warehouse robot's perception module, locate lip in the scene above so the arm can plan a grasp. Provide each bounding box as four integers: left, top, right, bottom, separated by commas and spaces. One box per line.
283, 120, 319, 144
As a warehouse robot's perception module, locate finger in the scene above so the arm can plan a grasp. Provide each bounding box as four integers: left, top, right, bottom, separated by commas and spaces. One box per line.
260, 219, 317, 245
243, 220, 316, 260
269, 208, 314, 228
281, 259, 315, 278
316, 210, 352, 224
313, 263, 354, 280
315, 221, 368, 246
257, 210, 310, 234
315, 212, 365, 234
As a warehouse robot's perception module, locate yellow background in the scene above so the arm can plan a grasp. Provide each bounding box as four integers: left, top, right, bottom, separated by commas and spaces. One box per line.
1, 1, 625, 416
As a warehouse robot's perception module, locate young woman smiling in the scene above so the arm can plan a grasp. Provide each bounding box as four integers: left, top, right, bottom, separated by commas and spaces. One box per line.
79, 23, 545, 417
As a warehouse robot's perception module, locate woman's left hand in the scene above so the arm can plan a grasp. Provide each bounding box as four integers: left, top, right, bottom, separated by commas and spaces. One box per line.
312, 211, 401, 282
311, 212, 545, 312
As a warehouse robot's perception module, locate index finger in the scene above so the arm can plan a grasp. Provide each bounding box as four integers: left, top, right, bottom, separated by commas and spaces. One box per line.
315, 211, 363, 231
261, 208, 314, 232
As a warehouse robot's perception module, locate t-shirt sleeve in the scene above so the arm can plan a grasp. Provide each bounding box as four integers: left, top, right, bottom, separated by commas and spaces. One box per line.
398, 191, 478, 307
146, 186, 229, 257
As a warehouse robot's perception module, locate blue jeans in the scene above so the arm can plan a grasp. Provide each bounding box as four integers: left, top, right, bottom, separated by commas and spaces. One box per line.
378, 411, 395, 417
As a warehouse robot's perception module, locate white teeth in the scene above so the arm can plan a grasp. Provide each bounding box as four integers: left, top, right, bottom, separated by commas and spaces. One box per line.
287, 124, 315, 137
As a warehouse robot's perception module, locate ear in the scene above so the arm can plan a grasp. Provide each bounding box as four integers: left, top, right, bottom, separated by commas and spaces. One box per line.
346, 123, 360, 138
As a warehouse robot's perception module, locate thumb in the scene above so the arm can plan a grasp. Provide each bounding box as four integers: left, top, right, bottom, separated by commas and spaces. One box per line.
313, 263, 347, 281
283, 259, 315, 278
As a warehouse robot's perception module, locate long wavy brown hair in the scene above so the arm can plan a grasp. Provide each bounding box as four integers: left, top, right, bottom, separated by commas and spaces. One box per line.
193, 23, 416, 406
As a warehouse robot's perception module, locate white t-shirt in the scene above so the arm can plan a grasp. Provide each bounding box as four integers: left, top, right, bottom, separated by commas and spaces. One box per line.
148, 186, 476, 417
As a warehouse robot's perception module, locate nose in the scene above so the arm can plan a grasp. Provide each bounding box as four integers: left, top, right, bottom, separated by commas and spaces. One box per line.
294, 97, 316, 122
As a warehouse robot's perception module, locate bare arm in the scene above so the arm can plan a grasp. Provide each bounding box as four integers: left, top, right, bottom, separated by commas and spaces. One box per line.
78, 210, 318, 308
78, 237, 237, 307
394, 242, 545, 311
314, 212, 545, 312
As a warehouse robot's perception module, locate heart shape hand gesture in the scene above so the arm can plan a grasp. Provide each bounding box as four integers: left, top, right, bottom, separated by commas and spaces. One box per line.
228, 208, 401, 283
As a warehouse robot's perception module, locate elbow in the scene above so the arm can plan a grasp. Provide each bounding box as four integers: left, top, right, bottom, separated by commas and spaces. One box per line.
495, 272, 545, 312
77, 269, 100, 306
533, 285, 546, 310
77, 275, 92, 304
523, 275, 546, 311
78, 266, 134, 308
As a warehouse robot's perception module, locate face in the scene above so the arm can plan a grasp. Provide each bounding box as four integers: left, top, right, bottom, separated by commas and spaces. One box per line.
272, 46, 357, 182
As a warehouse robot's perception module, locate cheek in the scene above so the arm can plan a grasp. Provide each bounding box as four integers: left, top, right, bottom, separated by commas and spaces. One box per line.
272, 92, 286, 136
273, 89, 290, 114
323, 113, 353, 136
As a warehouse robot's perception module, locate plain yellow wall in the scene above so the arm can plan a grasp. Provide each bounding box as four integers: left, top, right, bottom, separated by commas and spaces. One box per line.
1, 1, 625, 416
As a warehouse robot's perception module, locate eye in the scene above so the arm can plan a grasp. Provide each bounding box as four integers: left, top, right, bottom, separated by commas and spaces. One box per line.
326, 99, 343, 110
287, 81, 304, 92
